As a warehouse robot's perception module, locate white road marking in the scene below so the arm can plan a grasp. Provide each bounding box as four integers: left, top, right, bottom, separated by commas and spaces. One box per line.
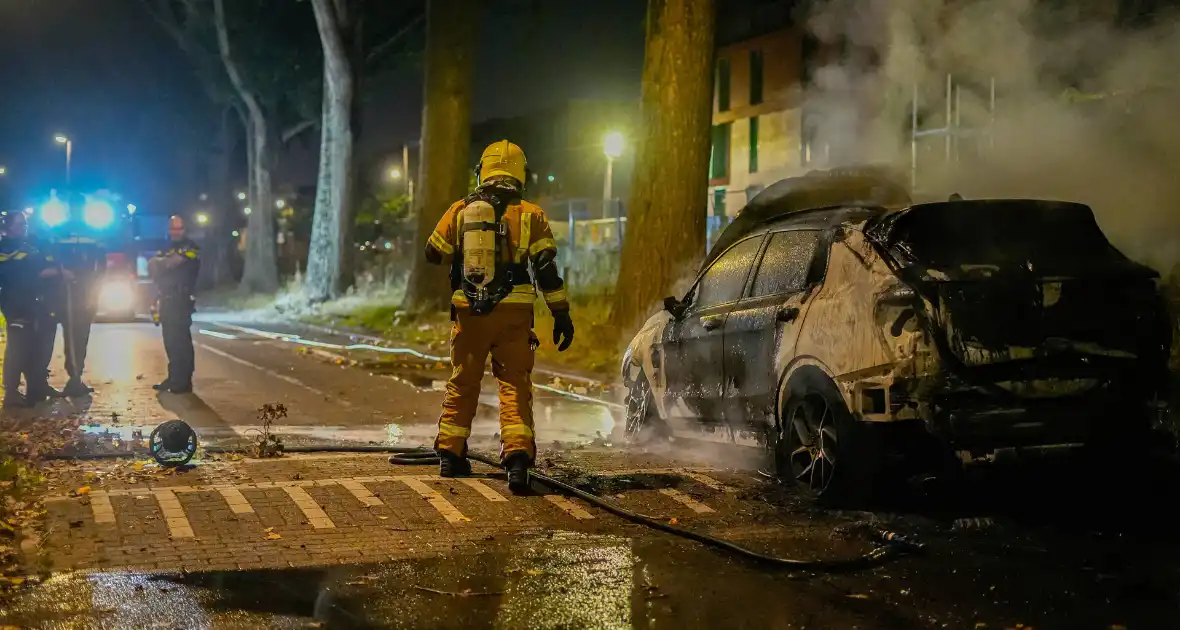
658, 488, 715, 514
90, 492, 116, 524
683, 472, 731, 492
544, 495, 594, 520
339, 480, 384, 507
282, 486, 336, 528
215, 487, 254, 514
197, 329, 238, 340
153, 489, 195, 538
456, 478, 508, 502
399, 478, 470, 524
196, 343, 352, 407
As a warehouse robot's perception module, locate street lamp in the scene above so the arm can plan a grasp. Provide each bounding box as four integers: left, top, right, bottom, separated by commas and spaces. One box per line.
389, 168, 402, 180
602, 131, 624, 218
54, 134, 72, 188
275, 199, 286, 209
0, 166, 6, 175
195, 212, 209, 226
243, 207, 252, 216
237, 192, 246, 201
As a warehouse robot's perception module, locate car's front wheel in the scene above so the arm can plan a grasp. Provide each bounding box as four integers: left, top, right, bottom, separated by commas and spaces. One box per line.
623, 369, 668, 446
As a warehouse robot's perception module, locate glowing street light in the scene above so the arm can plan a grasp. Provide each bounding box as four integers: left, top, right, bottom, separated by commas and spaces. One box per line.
603, 131, 625, 159
0, 166, 6, 175
237, 192, 246, 201
275, 198, 286, 209
54, 134, 72, 187
126, 203, 137, 214
389, 168, 402, 180
602, 131, 625, 218
195, 212, 209, 226
243, 207, 252, 216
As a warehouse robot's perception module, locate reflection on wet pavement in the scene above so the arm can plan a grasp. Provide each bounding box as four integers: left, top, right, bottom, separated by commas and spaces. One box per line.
1, 533, 878, 630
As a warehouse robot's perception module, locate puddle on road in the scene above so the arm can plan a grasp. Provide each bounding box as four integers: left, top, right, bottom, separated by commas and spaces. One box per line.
0, 532, 885, 630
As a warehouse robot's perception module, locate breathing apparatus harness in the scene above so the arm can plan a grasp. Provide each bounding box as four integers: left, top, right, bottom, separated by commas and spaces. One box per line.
453, 180, 532, 316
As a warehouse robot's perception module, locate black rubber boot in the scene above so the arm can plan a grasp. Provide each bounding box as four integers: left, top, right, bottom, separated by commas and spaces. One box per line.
26, 384, 64, 405
64, 379, 93, 398
2, 392, 30, 410
152, 380, 174, 392
505, 453, 532, 495
439, 450, 472, 478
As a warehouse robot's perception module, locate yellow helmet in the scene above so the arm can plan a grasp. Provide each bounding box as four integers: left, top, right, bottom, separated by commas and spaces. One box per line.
477, 140, 527, 185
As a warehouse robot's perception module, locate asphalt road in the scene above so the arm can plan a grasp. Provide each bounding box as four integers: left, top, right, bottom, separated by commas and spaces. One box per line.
4, 319, 1180, 629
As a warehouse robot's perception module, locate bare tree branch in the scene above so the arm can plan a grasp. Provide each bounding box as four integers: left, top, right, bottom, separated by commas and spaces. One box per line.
364, 10, 424, 68
212, 0, 264, 123
281, 119, 317, 143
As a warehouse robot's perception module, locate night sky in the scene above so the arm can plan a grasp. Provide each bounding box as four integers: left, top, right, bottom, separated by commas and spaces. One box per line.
0, 0, 645, 215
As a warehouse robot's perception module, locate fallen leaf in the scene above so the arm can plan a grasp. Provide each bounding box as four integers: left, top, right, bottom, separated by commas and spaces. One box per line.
847, 593, 870, 600
265, 533, 282, 540
75, 486, 91, 496
668, 518, 678, 526
132, 462, 146, 472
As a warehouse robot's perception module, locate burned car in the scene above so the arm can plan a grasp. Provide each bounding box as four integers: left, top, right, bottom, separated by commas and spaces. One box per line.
621, 171, 1171, 499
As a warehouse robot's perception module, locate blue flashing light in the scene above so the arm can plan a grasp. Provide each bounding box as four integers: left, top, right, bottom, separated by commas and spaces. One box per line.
83, 200, 115, 229
40, 199, 68, 227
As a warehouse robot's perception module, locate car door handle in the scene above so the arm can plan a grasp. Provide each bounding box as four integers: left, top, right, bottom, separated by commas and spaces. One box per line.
701, 316, 723, 331
776, 307, 800, 322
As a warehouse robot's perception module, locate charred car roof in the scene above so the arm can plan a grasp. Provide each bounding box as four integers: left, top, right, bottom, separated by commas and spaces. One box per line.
705, 169, 912, 267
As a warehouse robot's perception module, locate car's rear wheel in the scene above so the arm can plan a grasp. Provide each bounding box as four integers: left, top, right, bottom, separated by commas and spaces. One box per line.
781, 393, 842, 496
623, 369, 668, 446
775, 368, 875, 502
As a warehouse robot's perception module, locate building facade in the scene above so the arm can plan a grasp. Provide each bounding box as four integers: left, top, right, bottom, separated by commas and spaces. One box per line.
707, 27, 808, 220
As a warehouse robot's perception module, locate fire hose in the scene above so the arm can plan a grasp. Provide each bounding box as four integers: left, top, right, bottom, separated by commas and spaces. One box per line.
380, 445, 925, 571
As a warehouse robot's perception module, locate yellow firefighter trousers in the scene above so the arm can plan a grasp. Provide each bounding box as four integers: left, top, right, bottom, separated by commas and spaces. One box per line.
435, 306, 537, 462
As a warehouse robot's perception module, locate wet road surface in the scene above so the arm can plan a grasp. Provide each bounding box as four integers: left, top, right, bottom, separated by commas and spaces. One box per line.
4, 319, 1180, 628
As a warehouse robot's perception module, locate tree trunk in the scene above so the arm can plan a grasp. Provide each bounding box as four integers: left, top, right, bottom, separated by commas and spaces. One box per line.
202, 104, 237, 288
306, 0, 359, 302
402, 0, 477, 313
241, 117, 280, 293
214, 0, 279, 294
612, 0, 715, 331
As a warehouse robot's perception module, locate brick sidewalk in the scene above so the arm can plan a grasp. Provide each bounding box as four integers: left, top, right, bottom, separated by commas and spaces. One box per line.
37, 452, 793, 574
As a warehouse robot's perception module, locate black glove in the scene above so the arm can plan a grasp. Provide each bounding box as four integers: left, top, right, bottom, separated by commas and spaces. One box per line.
552, 310, 574, 352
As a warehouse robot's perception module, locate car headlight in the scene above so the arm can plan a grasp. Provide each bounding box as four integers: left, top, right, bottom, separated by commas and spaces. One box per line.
98, 279, 135, 311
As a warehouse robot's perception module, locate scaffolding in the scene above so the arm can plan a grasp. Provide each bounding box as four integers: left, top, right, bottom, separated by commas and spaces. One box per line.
909, 74, 997, 195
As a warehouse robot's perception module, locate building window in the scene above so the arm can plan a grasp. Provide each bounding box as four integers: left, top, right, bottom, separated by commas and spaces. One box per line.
710, 123, 731, 179
717, 57, 731, 112
748, 116, 759, 174
749, 49, 764, 105
712, 188, 727, 217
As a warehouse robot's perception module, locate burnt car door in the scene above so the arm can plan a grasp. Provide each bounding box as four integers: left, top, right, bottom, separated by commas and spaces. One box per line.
722, 229, 825, 429
662, 234, 765, 423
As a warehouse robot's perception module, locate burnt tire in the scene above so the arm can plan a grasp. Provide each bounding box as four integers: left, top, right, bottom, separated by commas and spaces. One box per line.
775, 366, 878, 504
623, 369, 668, 446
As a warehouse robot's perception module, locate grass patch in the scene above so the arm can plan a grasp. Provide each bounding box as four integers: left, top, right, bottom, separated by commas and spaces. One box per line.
534, 292, 624, 378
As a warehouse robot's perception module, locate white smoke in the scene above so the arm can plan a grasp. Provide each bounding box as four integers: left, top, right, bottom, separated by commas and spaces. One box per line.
803, 0, 1180, 276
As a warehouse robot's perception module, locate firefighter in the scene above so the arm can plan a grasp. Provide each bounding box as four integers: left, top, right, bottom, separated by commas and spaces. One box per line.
148, 216, 200, 394
424, 140, 575, 493
0, 212, 69, 408
48, 227, 106, 397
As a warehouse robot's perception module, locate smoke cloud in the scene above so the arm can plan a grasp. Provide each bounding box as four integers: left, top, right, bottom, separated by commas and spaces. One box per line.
803, 0, 1180, 277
